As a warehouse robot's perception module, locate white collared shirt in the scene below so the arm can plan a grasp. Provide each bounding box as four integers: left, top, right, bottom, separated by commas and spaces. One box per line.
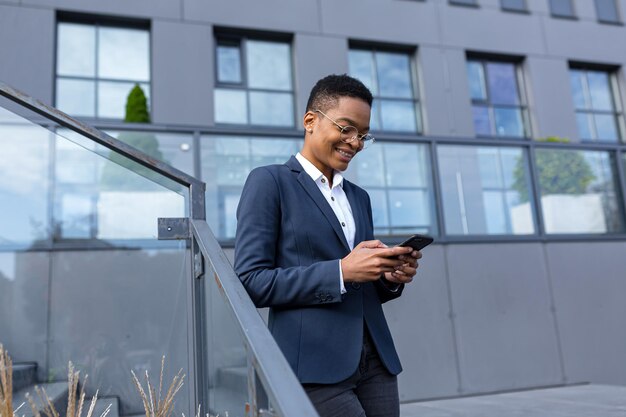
296, 153, 355, 294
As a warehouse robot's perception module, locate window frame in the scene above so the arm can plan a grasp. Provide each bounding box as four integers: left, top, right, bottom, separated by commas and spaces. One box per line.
500, 0, 529, 13
466, 54, 531, 140
348, 42, 423, 135
213, 31, 296, 128
548, 0, 577, 19
594, 0, 623, 24
568, 63, 625, 143
54, 13, 152, 121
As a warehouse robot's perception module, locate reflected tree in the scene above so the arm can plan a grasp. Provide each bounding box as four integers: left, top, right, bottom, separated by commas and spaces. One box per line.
512, 136, 595, 202
101, 85, 165, 190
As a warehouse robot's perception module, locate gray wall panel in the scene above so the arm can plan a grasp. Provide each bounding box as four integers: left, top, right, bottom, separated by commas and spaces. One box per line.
0, 5, 55, 103
0, 252, 50, 382
183, 0, 319, 33
524, 56, 578, 140
47, 249, 191, 416
544, 19, 626, 63
440, 4, 545, 55
446, 243, 563, 393
293, 34, 348, 121
418, 46, 475, 137
152, 20, 213, 126
546, 242, 626, 385
319, 0, 440, 46
20, 0, 181, 19
384, 245, 460, 401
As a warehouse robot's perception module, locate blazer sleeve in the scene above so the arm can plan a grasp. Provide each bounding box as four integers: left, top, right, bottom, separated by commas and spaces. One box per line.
234, 167, 342, 308
363, 191, 405, 304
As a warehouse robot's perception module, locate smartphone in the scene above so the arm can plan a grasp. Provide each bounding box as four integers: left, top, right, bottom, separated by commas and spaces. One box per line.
397, 234, 434, 252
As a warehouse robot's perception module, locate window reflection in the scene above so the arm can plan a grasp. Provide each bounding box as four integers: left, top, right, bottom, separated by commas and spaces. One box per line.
201, 136, 301, 239
437, 145, 535, 235
466, 59, 528, 138
215, 38, 294, 127
569, 68, 622, 142
56, 21, 151, 119
535, 149, 624, 233
345, 142, 435, 236
594, 0, 621, 23
349, 48, 421, 133
549, 0, 576, 17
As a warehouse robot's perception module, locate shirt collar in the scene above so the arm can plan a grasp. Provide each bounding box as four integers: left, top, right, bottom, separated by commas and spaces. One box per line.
296, 153, 344, 188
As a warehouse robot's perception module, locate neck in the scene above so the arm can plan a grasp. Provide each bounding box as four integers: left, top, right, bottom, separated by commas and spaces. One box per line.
299, 150, 333, 186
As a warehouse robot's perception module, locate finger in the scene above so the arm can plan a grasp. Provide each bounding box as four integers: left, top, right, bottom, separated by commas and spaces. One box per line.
359, 239, 387, 249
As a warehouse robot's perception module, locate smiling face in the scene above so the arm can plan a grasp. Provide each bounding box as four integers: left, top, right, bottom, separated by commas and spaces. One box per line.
301, 96, 371, 180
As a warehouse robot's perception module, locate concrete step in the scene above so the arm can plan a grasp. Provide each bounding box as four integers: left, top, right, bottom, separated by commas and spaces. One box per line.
12, 363, 37, 393
90, 396, 119, 417
13, 382, 68, 417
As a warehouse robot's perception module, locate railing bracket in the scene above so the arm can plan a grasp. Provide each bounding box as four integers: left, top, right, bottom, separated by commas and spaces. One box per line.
158, 217, 190, 240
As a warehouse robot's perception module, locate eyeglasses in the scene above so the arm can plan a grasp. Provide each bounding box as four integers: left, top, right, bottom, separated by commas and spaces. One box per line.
314, 109, 375, 149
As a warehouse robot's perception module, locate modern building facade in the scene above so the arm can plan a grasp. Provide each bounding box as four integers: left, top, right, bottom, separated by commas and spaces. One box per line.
2, 0, 626, 414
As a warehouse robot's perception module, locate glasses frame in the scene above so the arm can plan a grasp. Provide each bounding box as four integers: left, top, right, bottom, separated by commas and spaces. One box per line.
314, 109, 375, 148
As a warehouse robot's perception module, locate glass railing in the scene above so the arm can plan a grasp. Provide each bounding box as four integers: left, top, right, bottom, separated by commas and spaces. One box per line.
0, 82, 318, 417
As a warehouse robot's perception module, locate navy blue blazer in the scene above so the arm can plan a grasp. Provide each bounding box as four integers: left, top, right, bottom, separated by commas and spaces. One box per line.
234, 156, 403, 384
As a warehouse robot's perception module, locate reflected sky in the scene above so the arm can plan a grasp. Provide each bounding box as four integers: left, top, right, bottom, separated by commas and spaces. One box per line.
57, 23, 96, 77
98, 27, 150, 81
246, 40, 292, 90
217, 45, 242, 84
486, 62, 519, 105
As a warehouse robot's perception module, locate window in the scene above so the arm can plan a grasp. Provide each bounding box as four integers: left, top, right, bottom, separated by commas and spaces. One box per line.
569, 67, 623, 142
535, 149, 624, 233
345, 143, 436, 236
56, 20, 150, 119
437, 145, 535, 235
594, 0, 621, 23
501, 0, 527, 12
549, 0, 576, 18
449, 0, 478, 5
201, 136, 301, 239
466, 58, 529, 138
214, 37, 295, 127
348, 47, 422, 133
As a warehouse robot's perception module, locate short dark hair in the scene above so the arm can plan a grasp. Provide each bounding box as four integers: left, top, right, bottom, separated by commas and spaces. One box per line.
305, 74, 373, 113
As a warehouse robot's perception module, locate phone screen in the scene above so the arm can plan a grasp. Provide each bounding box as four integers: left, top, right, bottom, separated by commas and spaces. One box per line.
398, 234, 434, 251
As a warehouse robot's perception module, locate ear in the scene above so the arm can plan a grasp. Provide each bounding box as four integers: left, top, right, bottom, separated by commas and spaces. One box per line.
303, 111, 316, 133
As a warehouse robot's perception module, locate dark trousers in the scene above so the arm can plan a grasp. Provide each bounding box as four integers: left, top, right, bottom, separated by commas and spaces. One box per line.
303, 328, 400, 417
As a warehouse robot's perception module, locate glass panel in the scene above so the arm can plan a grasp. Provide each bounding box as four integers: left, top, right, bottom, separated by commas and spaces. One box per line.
56, 78, 96, 117
535, 149, 624, 233
467, 61, 487, 101
346, 142, 436, 236
595, 0, 621, 22
550, 0, 576, 16
594, 113, 619, 141
576, 112, 594, 140
217, 44, 242, 83
587, 71, 613, 111
437, 145, 535, 235
487, 62, 519, 105
201, 136, 301, 239
349, 50, 378, 95
57, 23, 96, 77
370, 99, 381, 131
569, 70, 588, 110
249, 91, 294, 127
0, 97, 193, 417
246, 40, 292, 91
450, 0, 477, 4
380, 100, 417, 132
106, 131, 195, 176
376, 52, 413, 99
98, 81, 150, 119
494, 107, 524, 137
215, 89, 248, 124
501, 0, 526, 10
472, 105, 492, 136
98, 26, 150, 82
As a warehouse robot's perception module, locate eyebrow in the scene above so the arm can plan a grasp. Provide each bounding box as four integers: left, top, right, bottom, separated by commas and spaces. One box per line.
335, 117, 370, 132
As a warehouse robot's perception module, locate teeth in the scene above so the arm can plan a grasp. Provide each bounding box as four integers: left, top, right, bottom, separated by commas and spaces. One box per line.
337, 149, 352, 158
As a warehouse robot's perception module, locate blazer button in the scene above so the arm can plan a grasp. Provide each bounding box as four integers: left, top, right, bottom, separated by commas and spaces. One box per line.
351, 282, 361, 290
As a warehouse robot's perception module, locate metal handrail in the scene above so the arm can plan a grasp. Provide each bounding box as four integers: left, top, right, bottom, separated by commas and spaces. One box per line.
191, 220, 319, 417
0, 81, 206, 219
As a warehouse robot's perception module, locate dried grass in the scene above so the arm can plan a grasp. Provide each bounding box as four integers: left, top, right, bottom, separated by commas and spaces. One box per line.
131, 356, 184, 417
0, 344, 14, 417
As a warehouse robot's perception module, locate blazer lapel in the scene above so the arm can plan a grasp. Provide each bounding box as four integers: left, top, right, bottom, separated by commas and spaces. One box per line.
343, 181, 366, 245
287, 156, 351, 251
